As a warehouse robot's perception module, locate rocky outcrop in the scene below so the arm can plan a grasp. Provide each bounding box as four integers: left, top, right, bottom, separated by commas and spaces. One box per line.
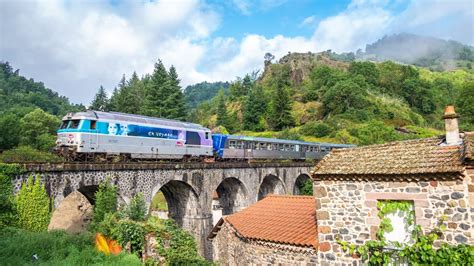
48, 191, 92, 233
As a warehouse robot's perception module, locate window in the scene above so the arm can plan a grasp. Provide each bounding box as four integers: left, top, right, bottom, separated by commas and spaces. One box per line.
267, 143, 272, 150
90, 120, 97, 130
378, 200, 415, 246
70, 120, 80, 129
186, 131, 201, 145
229, 140, 236, 149
60, 120, 70, 129
205, 132, 210, 139
279, 144, 284, 151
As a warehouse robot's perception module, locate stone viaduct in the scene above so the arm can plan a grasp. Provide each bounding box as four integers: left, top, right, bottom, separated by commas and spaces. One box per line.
12, 162, 314, 260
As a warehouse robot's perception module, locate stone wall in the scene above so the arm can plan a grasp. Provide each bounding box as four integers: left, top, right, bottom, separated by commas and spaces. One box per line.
314, 172, 473, 265
211, 222, 318, 265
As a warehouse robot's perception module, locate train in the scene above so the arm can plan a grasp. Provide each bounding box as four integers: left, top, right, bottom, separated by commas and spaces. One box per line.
55, 110, 354, 161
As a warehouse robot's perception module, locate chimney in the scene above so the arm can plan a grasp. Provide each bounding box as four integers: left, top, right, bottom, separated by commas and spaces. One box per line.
443, 105, 461, 145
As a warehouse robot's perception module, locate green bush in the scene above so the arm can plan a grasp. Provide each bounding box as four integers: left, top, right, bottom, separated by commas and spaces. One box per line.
0, 227, 141, 265
276, 129, 302, 141
299, 121, 332, 137
114, 220, 145, 255
146, 217, 211, 265
150, 191, 168, 211
0, 146, 62, 163
298, 179, 313, 196
92, 178, 118, 226
16, 176, 51, 232
0, 164, 25, 227
127, 193, 147, 222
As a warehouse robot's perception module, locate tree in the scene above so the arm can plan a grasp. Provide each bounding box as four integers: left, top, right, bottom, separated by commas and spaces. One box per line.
126, 193, 146, 221
142, 60, 170, 117
349, 61, 379, 86
456, 81, 474, 130
0, 113, 21, 150
108, 87, 119, 112
165, 66, 186, 120
90, 86, 109, 111
268, 86, 294, 130
216, 89, 228, 128
19, 108, 60, 151
264, 52, 275, 66
322, 80, 369, 116
93, 178, 118, 224
16, 176, 51, 232
243, 85, 267, 131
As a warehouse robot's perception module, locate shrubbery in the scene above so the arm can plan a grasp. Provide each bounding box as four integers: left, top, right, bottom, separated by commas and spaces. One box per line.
92, 178, 118, 226
0, 146, 62, 163
16, 176, 51, 232
0, 227, 141, 265
299, 121, 332, 137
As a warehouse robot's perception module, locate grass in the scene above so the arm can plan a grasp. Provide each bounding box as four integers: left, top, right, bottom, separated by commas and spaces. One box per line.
0, 227, 141, 265
150, 191, 168, 211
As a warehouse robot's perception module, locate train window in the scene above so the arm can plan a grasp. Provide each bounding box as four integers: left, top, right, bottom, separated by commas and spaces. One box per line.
237, 141, 244, 149
267, 143, 272, 150
60, 120, 69, 129
70, 120, 80, 129
90, 120, 97, 130
279, 144, 284, 151
205, 132, 209, 139
229, 140, 236, 149
186, 131, 201, 145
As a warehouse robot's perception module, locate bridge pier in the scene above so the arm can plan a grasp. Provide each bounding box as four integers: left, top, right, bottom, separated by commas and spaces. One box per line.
13, 162, 314, 260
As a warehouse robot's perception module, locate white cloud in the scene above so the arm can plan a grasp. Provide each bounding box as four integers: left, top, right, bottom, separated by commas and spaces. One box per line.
299, 16, 316, 28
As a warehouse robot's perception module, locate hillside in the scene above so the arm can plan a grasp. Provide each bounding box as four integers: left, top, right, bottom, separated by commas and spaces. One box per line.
359, 33, 474, 71
189, 52, 474, 146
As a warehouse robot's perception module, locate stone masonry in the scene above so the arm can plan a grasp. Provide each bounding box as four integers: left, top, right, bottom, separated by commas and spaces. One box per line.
12, 162, 313, 260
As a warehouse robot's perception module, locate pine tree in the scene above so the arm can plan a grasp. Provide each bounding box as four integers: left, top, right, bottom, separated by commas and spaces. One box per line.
268, 85, 294, 130
90, 85, 109, 111
166, 66, 186, 120
108, 87, 119, 111
243, 85, 267, 131
142, 60, 170, 117
216, 89, 228, 128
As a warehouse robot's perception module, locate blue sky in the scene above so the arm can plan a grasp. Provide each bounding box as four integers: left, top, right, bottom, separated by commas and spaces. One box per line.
1, 0, 472, 104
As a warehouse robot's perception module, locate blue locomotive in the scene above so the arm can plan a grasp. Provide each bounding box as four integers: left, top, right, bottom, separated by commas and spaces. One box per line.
55, 110, 354, 161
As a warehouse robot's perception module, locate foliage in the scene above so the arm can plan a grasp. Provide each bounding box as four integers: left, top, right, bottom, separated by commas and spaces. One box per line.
92, 178, 118, 226
127, 193, 147, 222
268, 85, 294, 130
322, 79, 369, 116
0, 164, 25, 227
150, 191, 168, 211
0, 146, 63, 163
337, 201, 474, 265
146, 217, 211, 265
299, 121, 332, 137
19, 108, 61, 151
0, 113, 21, 150
243, 85, 267, 131
89, 85, 109, 111
0, 62, 84, 116
16, 176, 50, 232
456, 81, 474, 130
349, 120, 401, 145
276, 129, 302, 141
298, 179, 313, 196
184, 81, 230, 109
0, 227, 141, 265
114, 219, 146, 255
216, 89, 229, 128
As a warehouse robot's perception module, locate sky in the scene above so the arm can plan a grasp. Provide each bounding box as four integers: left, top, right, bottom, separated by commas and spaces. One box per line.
0, 0, 473, 105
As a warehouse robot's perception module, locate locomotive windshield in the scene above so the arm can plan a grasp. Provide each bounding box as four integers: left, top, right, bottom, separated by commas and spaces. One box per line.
60, 120, 70, 129
69, 120, 81, 129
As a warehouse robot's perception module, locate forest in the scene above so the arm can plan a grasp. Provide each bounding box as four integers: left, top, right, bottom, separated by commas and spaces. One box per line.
0, 34, 473, 162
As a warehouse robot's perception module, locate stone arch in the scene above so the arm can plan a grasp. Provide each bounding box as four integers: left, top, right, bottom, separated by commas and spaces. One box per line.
257, 175, 286, 200
150, 180, 200, 227
293, 174, 312, 195
77, 185, 99, 205
213, 177, 248, 219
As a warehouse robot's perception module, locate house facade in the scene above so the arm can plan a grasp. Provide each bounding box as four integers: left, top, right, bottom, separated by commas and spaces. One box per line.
311, 107, 473, 264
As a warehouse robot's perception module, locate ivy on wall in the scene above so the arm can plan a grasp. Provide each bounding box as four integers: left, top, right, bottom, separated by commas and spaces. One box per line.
0, 163, 25, 227
337, 200, 474, 265
16, 176, 51, 232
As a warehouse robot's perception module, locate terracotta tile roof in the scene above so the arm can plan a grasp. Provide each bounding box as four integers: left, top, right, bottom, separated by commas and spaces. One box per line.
210, 195, 317, 249
313, 136, 466, 177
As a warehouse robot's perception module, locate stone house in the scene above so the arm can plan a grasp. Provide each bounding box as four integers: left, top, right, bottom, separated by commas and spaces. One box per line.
208, 195, 318, 265
311, 106, 473, 264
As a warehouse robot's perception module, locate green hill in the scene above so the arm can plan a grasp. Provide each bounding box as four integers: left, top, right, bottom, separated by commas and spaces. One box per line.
188, 52, 474, 145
